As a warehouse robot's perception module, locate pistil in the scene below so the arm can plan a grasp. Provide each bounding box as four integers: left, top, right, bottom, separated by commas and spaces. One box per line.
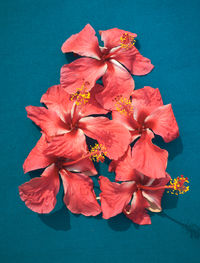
137, 175, 189, 195
120, 33, 136, 50
62, 143, 107, 166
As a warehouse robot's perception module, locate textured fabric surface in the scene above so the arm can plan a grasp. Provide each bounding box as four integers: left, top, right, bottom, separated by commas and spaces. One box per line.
0, 0, 200, 262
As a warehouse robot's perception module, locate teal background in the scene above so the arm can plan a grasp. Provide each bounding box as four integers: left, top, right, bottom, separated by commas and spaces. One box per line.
0, 0, 200, 262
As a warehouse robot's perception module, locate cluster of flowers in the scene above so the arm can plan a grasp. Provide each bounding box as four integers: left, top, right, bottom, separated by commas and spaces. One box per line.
19, 24, 189, 225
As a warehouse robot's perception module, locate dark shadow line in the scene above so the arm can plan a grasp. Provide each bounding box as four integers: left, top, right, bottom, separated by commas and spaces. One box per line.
159, 211, 200, 239
38, 205, 71, 231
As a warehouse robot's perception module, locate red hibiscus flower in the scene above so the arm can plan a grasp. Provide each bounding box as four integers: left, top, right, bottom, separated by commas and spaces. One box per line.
99, 146, 189, 225
99, 146, 172, 224
19, 134, 102, 215
60, 24, 154, 109
26, 84, 131, 160
99, 174, 171, 225
112, 86, 179, 178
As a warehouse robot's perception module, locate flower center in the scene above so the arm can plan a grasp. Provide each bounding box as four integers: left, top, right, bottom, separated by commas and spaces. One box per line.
70, 82, 90, 106
101, 48, 111, 62
114, 95, 133, 116
137, 124, 146, 134
120, 33, 136, 50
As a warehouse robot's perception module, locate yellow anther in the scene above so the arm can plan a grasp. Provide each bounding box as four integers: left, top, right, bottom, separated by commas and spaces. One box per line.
71, 82, 90, 106
120, 33, 136, 50
114, 96, 133, 116
168, 175, 189, 195
89, 143, 107, 163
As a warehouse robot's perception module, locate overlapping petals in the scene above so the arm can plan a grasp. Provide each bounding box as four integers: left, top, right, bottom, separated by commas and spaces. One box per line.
61, 24, 102, 59
95, 60, 135, 110
112, 86, 179, 178
60, 58, 107, 93
19, 134, 100, 215
131, 130, 168, 179
99, 176, 136, 219
99, 171, 171, 225
79, 116, 131, 160
60, 169, 101, 216
111, 46, 154, 76
27, 85, 129, 161
99, 28, 137, 49
19, 164, 60, 213
20, 25, 183, 226
23, 134, 54, 173
60, 24, 154, 108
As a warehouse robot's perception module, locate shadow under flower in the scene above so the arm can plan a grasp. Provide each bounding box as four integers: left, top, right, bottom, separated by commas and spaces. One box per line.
107, 213, 132, 232
135, 39, 141, 50
64, 52, 81, 64
153, 135, 183, 161
38, 205, 71, 231
162, 191, 179, 210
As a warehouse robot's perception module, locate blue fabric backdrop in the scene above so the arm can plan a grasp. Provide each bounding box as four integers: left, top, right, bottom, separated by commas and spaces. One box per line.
0, 0, 200, 262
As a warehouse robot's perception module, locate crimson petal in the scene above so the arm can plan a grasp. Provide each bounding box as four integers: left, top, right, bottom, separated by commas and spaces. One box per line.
124, 190, 151, 225
99, 176, 136, 219
132, 86, 163, 115
142, 174, 171, 212
60, 58, 107, 93
79, 116, 131, 160
95, 61, 134, 110
80, 84, 108, 118
40, 84, 73, 125
132, 130, 168, 179
61, 24, 102, 59
60, 169, 101, 216
19, 164, 60, 214
26, 106, 69, 137
114, 46, 154, 75
99, 28, 137, 49
23, 134, 54, 173
44, 129, 88, 160
111, 146, 138, 182
65, 156, 97, 176
145, 104, 179, 143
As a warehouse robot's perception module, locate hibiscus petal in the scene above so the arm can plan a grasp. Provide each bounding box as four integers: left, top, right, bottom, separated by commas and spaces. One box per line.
60, 169, 101, 216
114, 46, 154, 75
44, 129, 88, 160
61, 24, 102, 59
132, 86, 163, 115
112, 110, 140, 142
124, 190, 151, 225
66, 156, 97, 176
99, 176, 136, 219
26, 106, 69, 137
145, 104, 179, 143
60, 58, 107, 93
23, 134, 54, 173
79, 116, 131, 160
112, 146, 138, 182
132, 130, 168, 179
95, 60, 135, 110
99, 28, 137, 49
142, 174, 171, 212
80, 84, 108, 117
112, 110, 139, 131
40, 84, 73, 125
19, 164, 60, 214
